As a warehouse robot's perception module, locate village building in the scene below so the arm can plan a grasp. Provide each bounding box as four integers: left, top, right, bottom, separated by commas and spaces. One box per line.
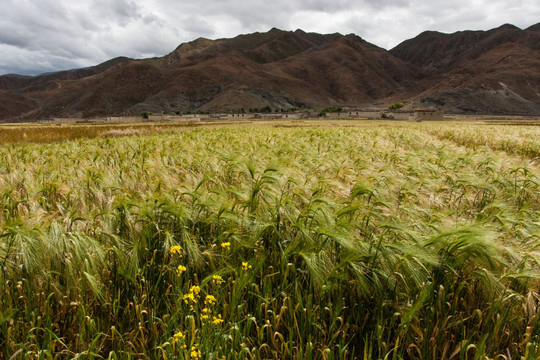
413, 108, 444, 121
178, 114, 208, 120
227, 113, 252, 120
352, 111, 384, 119
386, 111, 413, 120
323, 110, 383, 119
324, 112, 349, 119
52, 107, 444, 124
382, 107, 444, 121
258, 113, 283, 120
209, 113, 229, 120
321, 106, 444, 121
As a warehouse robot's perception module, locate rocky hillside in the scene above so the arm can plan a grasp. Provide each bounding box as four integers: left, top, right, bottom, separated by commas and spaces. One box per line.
390, 24, 540, 114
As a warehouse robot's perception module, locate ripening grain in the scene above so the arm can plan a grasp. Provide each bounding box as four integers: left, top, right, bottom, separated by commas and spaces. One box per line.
0, 122, 539, 359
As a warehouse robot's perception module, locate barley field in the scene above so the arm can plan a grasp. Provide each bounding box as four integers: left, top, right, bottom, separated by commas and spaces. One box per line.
0, 120, 539, 359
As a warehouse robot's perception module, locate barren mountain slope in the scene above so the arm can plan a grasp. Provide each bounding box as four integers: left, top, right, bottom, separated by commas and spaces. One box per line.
0, 29, 423, 120
390, 23, 540, 114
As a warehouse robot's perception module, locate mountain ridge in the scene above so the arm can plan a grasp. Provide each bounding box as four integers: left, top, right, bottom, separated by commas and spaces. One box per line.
1, 23, 539, 121
389, 22, 540, 114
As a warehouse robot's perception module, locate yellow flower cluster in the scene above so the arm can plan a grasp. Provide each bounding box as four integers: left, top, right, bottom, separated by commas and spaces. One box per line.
205, 294, 216, 306
176, 265, 187, 276
200, 307, 224, 326
183, 292, 197, 306
172, 331, 187, 348
212, 275, 224, 285
170, 245, 182, 254
221, 242, 231, 251
241, 262, 252, 271
190, 344, 201, 359
200, 307, 210, 321
169, 257, 227, 356
212, 314, 224, 325
182, 285, 201, 307
172, 330, 185, 342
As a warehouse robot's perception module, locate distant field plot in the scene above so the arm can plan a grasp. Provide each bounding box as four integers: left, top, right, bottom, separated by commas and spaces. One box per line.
0, 122, 539, 359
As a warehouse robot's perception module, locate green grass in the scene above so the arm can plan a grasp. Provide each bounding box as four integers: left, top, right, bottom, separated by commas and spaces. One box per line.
0, 121, 539, 359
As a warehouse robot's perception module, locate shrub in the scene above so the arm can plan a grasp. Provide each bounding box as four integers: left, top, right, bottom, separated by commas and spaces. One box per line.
388, 102, 405, 110
318, 106, 343, 117
140, 111, 151, 119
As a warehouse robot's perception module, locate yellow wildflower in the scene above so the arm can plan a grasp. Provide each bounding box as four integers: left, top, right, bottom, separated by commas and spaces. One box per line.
190, 285, 201, 295
212, 275, 224, 285
241, 262, 252, 271
182, 291, 197, 305
182, 285, 201, 307
172, 330, 185, 343
170, 246, 182, 254
205, 295, 216, 306
221, 242, 231, 251
212, 314, 224, 325
176, 265, 187, 276
190, 344, 201, 359
200, 308, 211, 322
172, 331, 187, 349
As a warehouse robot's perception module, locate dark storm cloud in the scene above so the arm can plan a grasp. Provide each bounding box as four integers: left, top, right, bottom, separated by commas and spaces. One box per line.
1, 0, 539, 75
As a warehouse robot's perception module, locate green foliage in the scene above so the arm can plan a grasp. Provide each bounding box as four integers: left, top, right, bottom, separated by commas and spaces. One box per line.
180, 109, 209, 115
140, 111, 151, 119
283, 107, 299, 113
318, 106, 343, 117
388, 102, 405, 109
0, 122, 539, 358
249, 106, 272, 113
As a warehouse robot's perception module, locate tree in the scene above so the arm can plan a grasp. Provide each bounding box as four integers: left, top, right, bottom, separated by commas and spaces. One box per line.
140, 111, 151, 119
318, 106, 342, 117
388, 102, 404, 110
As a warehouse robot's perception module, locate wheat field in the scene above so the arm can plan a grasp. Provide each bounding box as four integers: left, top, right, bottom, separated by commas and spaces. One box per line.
0, 120, 539, 359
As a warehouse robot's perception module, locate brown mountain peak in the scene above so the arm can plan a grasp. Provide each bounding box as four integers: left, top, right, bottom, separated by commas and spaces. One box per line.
526, 23, 540, 32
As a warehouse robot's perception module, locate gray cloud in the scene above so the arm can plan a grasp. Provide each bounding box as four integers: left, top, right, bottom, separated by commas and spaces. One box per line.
1, 0, 539, 75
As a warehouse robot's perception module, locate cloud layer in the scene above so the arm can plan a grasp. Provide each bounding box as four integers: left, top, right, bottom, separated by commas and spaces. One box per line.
1, 0, 539, 75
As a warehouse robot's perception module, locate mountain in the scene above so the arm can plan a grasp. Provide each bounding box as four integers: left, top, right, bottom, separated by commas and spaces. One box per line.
526, 23, 540, 32
1, 24, 539, 121
0, 28, 426, 121
390, 23, 540, 114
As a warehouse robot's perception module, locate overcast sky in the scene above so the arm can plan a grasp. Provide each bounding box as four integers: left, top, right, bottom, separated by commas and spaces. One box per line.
1, 0, 539, 76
